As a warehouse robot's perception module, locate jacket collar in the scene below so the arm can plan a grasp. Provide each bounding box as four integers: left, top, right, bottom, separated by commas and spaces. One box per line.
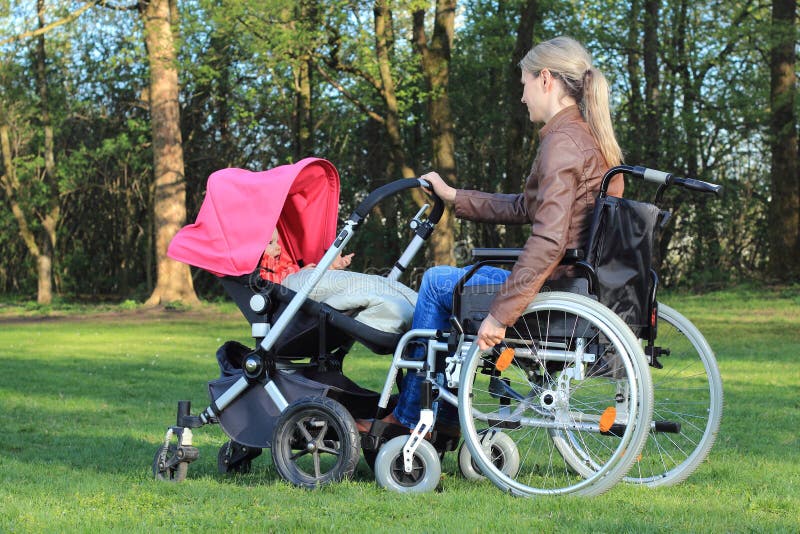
538, 105, 582, 140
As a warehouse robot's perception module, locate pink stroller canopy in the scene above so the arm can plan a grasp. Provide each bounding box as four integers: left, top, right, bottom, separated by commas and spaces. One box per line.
168, 157, 340, 277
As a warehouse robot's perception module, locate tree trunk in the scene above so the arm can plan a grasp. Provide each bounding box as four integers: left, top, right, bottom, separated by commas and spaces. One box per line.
292, 1, 317, 160
626, 0, 644, 166
34, 0, 56, 304
294, 57, 314, 160
768, 0, 799, 279
642, 0, 660, 168
141, 0, 199, 306
374, 0, 415, 180
414, 0, 457, 266
502, 0, 539, 248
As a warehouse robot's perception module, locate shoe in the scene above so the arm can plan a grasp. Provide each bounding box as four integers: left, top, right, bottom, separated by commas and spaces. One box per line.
355, 418, 374, 433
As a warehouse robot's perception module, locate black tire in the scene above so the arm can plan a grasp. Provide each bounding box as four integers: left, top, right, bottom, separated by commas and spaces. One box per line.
153, 444, 188, 483
218, 440, 261, 475
271, 396, 360, 489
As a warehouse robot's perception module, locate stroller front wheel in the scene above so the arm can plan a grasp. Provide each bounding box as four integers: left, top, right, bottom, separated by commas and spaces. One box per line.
152, 444, 189, 483
271, 396, 360, 489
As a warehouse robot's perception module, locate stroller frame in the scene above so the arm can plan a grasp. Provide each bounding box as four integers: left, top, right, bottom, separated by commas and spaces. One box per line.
154, 177, 450, 487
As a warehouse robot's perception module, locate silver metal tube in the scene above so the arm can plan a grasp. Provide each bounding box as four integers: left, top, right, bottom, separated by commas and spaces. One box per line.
437, 387, 458, 408
265, 380, 289, 412
213, 376, 249, 412
388, 234, 426, 282
469, 409, 607, 433
378, 328, 439, 408
510, 347, 596, 364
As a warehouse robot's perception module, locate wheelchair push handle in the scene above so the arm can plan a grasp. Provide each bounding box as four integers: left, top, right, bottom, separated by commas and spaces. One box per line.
670, 176, 723, 196
601, 165, 722, 197
350, 178, 444, 224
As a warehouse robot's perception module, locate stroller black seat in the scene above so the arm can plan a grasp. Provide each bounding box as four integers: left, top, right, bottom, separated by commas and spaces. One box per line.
220, 275, 403, 357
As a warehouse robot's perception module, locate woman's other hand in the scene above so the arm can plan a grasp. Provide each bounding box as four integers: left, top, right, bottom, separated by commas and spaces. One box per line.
420, 171, 457, 203
476, 313, 507, 351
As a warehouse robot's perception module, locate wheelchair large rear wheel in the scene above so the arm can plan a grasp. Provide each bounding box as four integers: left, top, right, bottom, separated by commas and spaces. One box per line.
624, 303, 723, 486
458, 292, 653, 497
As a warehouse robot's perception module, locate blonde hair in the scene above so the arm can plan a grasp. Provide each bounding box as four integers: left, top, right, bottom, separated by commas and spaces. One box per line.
520, 36, 623, 166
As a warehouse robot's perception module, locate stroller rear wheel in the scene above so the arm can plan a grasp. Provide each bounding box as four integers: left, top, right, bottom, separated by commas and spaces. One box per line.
271, 396, 360, 489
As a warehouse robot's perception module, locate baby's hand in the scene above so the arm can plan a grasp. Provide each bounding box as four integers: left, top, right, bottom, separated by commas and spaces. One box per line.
331, 253, 354, 270
301, 263, 317, 270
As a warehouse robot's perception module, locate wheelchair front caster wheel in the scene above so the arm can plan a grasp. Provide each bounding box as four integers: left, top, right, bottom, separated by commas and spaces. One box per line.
153, 444, 188, 482
458, 430, 520, 481
271, 396, 360, 489
374, 436, 441, 493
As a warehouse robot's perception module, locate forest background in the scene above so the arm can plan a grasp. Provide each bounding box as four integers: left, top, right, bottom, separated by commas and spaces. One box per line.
1, 0, 797, 306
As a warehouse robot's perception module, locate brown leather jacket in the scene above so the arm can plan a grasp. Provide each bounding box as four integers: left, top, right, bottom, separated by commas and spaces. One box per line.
453, 105, 623, 326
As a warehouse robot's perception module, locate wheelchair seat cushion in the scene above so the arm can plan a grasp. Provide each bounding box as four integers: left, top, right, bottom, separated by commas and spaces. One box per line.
456, 277, 591, 336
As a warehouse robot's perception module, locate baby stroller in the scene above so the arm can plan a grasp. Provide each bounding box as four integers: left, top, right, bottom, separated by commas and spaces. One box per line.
153, 157, 458, 488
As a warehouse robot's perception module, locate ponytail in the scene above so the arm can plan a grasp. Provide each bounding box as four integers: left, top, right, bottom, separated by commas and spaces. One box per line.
582, 67, 623, 166
520, 36, 623, 166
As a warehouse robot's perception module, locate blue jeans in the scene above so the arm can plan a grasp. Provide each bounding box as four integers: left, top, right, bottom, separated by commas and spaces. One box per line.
393, 265, 510, 428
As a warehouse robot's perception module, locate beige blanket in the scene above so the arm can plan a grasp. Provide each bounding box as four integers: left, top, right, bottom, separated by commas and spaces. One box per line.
282, 270, 417, 334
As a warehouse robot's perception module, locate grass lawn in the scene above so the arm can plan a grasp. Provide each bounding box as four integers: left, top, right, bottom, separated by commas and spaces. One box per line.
0, 287, 798, 532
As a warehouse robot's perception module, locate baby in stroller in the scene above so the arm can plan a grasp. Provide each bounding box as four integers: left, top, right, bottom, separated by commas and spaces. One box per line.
257, 228, 354, 282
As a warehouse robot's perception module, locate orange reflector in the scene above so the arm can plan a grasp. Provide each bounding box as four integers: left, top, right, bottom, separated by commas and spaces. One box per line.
495, 348, 515, 371
599, 406, 617, 433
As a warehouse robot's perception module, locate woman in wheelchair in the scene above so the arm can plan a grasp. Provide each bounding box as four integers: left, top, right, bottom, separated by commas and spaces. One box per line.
366, 35, 626, 433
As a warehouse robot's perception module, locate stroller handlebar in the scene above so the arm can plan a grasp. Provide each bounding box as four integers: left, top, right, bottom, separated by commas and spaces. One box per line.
351, 178, 444, 224
601, 165, 723, 197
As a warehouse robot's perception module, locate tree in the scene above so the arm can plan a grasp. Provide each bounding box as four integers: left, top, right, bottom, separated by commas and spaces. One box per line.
140, 0, 199, 306
768, 0, 799, 279
413, 0, 457, 265
0, 0, 62, 304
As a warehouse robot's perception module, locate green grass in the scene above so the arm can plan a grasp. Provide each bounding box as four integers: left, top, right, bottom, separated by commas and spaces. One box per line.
0, 288, 798, 532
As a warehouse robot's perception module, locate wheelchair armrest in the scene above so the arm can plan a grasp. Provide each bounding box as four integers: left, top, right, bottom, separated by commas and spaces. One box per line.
561, 248, 585, 263
471, 248, 523, 261
470, 247, 584, 263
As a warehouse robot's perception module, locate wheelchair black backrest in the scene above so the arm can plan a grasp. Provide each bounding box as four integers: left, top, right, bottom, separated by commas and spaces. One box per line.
584, 194, 669, 337
455, 194, 669, 339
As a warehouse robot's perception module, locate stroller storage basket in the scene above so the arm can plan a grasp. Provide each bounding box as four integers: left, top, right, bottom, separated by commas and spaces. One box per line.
210, 341, 380, 448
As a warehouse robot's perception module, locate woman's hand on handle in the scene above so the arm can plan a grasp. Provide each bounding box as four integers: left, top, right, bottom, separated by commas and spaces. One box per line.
420, 171, 457, 203
477, 314, 507, 351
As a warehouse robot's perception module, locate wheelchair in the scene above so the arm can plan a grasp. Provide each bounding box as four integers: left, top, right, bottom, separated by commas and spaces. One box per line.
444, 165, 723, 495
